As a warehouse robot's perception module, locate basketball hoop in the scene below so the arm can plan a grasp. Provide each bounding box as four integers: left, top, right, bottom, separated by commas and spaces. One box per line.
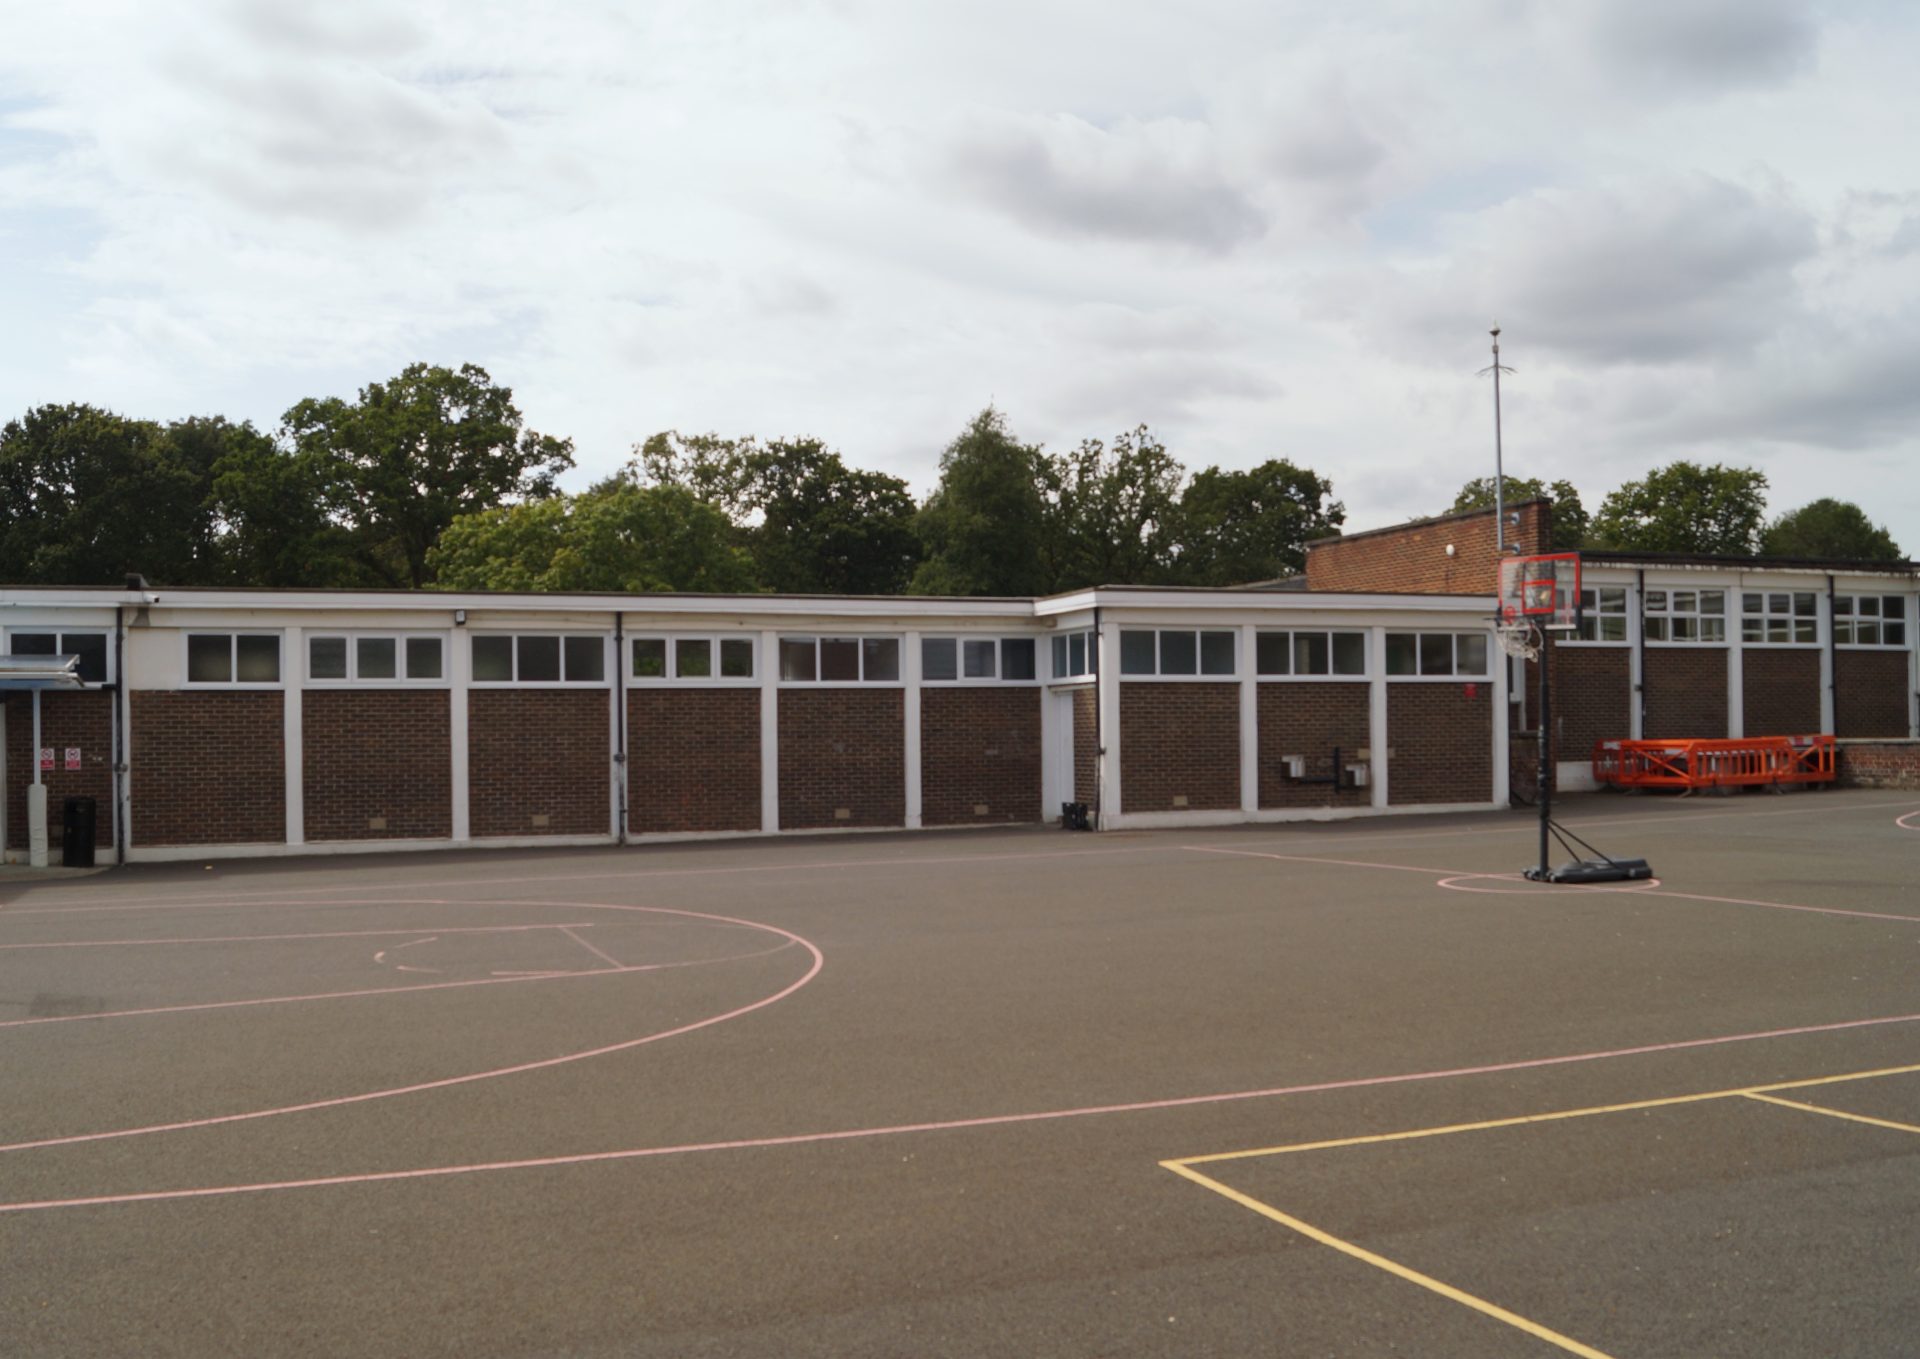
1495, 621, 1539, 661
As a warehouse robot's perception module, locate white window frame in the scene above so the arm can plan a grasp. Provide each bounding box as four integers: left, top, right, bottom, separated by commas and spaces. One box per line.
5, 627, 115, 686
182, 630, 286, 689
627, 633, 759, 685
1049, 629, 1098, 682
1643, 587, 1729, 646
304, 632, 451, 687
1739, 590, 1820, 648
1833, 594, 1911, 650
1563, 586, 1629, 645
775, 634, 905, 687
1384, 631, 1493, 681
920, 635, 1042, 686
1117, 628, 1238, 681
1253, 629, 1370, 680
468, 632, 612, 688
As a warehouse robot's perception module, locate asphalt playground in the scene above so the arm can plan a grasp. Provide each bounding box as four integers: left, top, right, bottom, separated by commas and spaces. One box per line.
3, 788, 1919, 1357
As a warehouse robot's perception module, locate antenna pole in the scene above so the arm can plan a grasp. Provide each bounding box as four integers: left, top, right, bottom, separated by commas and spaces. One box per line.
1491, 327, 1505, 556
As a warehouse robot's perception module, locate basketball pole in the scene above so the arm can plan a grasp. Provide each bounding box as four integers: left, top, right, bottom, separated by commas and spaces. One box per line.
1535, 619, 1551, 879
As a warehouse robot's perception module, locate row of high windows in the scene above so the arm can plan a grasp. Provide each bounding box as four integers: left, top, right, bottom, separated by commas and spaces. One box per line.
1573, 589, 1911, 647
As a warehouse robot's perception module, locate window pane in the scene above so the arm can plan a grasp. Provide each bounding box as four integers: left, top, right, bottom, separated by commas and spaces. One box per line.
1887, 621, 1907, 646
632, 638, 666, 678
406, 637, 443, 680
473, 636, 513, 681
1644, 618, 1668, 641
962, 638, 996, 679
1120, 630, 1156, 675
780, 638, 816, 682
1599, 616, 1627, 642
518, 635, 561, 682
309, 638, 347, 680
1701, 617, 1726, 643
187, 634, 231, 683
1456, 634, 1488, 675
923, 637, 958, 682
1673, 616, 1698, 641
357, 637, 397, 680
1883, 596, 1904, 620
1645, 590, 1667, 611
1767, 618, 1789, 643
564, 636, 605, 682
1856, 620, 1880, 645
1419, 633, 1454, 675
862, 637, 900, 682
1255, 632, 1290, 675
1856, 596, 1879, 617
1743, 593, 1764, 615
1199, 631, 1235, 675
1599, 588, 1626, 612
1001, 638, 1036, 681
1159, 630, 1197, 675
1051, 635, 1067, 678
1295, 632, 1330, 675
1672, 590, 1696, 613
1792, 592, 1816, 617
1069, 633, 1087, 676
66, 634, 108, 683
1833, 596, 1855, 616
817, 638, 859, 681
675, 638, 712, 678
1699, 591, 1725, 615
236, 635, 280, 682
1791, 619, 1815, 644
1332, 632, 1367, 674
720, 638, 754, 678
1743, 619, 1765, 643
1768, 593, 1789, 614
1385, 633, 1416, 675
1579, 588, 1596, 613
1833, 620, 1853, 644
10, 632, 56, 655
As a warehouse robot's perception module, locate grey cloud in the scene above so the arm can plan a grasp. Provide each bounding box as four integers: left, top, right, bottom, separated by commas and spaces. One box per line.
1579, 0, 1818, 91
945, 113, 1266, 253
226, 0, 425, 61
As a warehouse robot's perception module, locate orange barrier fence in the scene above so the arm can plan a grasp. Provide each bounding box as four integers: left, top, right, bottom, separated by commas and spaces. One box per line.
1591, 735, 1836, 792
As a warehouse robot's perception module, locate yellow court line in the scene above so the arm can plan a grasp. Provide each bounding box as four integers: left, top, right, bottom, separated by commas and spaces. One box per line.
1170, 1059, 1920, 1167
1161, 1160, 1620, 1359
1743, 1091, 1920, 1138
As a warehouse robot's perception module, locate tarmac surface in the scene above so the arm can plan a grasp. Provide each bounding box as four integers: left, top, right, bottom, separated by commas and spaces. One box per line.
2, 788, 1918, 1356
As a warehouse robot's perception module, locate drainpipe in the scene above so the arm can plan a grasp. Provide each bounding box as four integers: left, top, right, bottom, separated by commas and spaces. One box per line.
1826, 575, 1837, 737
1634, 569, 1647, 737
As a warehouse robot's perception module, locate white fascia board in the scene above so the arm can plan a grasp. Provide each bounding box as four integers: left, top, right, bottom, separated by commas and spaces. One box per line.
1045, 588, 1492, 615
0, 604, 123, 627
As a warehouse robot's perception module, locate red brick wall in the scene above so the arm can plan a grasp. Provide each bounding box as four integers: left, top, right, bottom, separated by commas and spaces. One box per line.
628, 688, 761, 834
468, 689, 610, 837
777, 688, 905, 829
1072, 687, 1099, 809
1305, 500, 1550, 594
1838, 742, 1920, 788
5, 691, 115, 853
1643, 649, 1729, 739
1388, 683, 1493, 805
1257, 682, 1370, 809
130, 691, 285, 846
1553, 645, 1632, 755
1836, 651, 1910, 739
921, 687, 1042, 826
1120, 682, 1240, 812
303, 690, 452, 842
1742, 649, 1823, 736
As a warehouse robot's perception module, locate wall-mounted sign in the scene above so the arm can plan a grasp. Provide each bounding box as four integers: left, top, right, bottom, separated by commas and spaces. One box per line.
39, 748, 54, 771
65, 747, 81, 771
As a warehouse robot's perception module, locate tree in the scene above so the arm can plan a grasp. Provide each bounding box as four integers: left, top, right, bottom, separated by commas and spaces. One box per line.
1038, 426, 1186, 590
1759, 498, 1903, 561
910, 409, 1050, 596
282, 363, 575, 588
1174, 459, 1345, 585
428, 483, 758, 593
1448, 475, 1589, 553
1588, 461, 1769, 555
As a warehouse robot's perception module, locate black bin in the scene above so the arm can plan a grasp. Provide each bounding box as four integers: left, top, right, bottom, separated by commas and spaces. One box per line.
61, 797, 97, 869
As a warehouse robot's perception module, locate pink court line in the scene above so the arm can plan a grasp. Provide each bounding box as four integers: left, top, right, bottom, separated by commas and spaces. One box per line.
0, 923, 602, 951
560, 926, 624, 970
1898, 810, 1920, 830
7, 1006, 1920, 1216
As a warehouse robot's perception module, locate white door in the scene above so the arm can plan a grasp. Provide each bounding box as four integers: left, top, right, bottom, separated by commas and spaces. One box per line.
1042, 688, 1075, 819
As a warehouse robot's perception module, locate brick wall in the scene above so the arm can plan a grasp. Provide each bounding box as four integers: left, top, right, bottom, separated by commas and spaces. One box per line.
777, 688, 905, 829
1553, 645, 1632, 756
468, 689, 610, 837
1837, 741, 1920, 788
921, 687, 1042, 826
1119, 682, 1240, 812
303, 690, 452, 842
1257, 682, 1370, 809
5, 691, 115, 853
1643, 649, 1729, 739
1742, 649, 1823, 736
1305, 500, 1550, 594
1836, 651, 1911, 738
1387, 683, 1493, 805
1072, 687, 1099, 809
628, 688, 761, 834
130, 691, 285, 846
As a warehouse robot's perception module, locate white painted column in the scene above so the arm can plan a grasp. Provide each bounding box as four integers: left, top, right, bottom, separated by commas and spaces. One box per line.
450, 627, 471, 842
1628, 593, 1645, 741
903, 630, 923, 830
1491, 627, 1510, 807
283, 626, 304, 847
1909, 595, 1920, 739
28, 692, 47, 867
1727, 638, 1745, 739
1039, 673, 1063, 818
1368, 627, 1389, 809
1096, 623, 1122, 826
1818, 595, 1836, 736
1238, 623, 1258, 817
760, 629, 780, 833
608, 632, 623, 841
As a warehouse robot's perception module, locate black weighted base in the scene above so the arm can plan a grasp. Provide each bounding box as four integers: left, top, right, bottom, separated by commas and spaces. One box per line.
1524, 858, 1654, 884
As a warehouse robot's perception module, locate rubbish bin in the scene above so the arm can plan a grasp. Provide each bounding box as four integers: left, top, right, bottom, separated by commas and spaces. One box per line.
61, 797, 97, 869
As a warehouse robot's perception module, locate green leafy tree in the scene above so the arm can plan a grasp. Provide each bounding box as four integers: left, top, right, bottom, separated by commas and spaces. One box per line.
1038, 426, 1186, 590
910, 409, 1050, 596
1175, 460, 1345, 585
1759, 498, 1903, 561
1588, 461, 1769, 555
283, 363, 575, 588
428, 483, 758, 593
1448, 475, 1589, 553
191, 417, 371, 588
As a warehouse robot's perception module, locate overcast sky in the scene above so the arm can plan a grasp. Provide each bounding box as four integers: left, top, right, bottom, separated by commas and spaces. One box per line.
3, 0, 1918, 555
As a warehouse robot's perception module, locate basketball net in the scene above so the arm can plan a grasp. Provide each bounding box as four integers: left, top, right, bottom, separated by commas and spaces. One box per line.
1496, 619, 1539, 661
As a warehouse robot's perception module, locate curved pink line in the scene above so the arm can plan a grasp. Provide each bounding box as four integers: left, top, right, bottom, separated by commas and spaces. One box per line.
1436, 873, 1664, 895
0, 904, 821, 1153
1898, 810, 1920, 830
0, 923, 602, 951
7, 1006, 1920, 1216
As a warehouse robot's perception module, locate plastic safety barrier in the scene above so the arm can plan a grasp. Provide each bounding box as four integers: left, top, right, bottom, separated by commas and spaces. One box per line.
1592, 735, 1836, 792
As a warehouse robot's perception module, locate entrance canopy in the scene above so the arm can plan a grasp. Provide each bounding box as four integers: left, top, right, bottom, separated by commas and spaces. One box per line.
0, 654, 85, 690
